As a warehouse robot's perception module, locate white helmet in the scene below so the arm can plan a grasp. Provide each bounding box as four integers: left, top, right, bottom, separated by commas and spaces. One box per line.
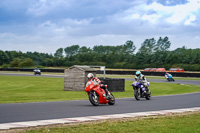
87, 73, 94, 80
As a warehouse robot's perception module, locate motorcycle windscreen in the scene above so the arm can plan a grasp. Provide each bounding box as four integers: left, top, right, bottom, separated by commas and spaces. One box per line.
85, 81, 94, 92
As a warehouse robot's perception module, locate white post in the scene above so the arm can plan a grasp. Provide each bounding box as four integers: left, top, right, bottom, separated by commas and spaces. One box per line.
100, 66, 106, 79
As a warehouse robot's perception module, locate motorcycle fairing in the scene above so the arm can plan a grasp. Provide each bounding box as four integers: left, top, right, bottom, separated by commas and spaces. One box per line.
85, 81, 108, 104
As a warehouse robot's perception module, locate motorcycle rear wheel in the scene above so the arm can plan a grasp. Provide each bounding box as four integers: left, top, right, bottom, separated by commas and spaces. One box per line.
134, 89, 140, 100
108, 93, 115, 105
89, 91, 99, 106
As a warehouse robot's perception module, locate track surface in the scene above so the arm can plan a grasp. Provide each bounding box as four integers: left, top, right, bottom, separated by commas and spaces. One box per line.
0, 73, 199, 124
0, 73, 200, 85
0, 93, 200, 124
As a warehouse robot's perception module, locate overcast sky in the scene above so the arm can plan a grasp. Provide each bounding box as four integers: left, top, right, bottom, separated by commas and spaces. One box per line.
0, 0, 200, 54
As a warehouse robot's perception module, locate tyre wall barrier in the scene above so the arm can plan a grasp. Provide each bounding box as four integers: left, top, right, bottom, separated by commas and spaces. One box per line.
99, 78, 125, 92
97, 70, 200, 77
0, 68, 199, 77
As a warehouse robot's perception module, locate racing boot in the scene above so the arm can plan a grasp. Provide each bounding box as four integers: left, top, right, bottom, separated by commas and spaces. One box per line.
100, 84, 110, 99
145, 87, 150, 94
105, 89, 111, 99
144, 86, 149, 93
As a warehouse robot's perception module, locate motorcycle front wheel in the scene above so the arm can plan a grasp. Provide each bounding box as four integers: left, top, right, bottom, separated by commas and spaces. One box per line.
134, 89, 140, 100
89, 91, 99, 106
108, 93, 115, 105
145, 91, 151, 100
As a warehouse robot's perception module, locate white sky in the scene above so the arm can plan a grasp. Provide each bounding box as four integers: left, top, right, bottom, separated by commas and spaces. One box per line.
0, 0, 200, 54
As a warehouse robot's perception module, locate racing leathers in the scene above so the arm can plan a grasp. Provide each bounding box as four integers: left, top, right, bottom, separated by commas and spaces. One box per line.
135, 74, 149, 92
86, 77, 109, 97
165, 73, 172, 79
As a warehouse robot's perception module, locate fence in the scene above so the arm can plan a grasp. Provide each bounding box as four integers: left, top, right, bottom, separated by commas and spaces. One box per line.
0, 68, 200, 77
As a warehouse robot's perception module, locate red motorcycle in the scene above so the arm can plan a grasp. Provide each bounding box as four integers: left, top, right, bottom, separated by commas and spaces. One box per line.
85, 81, 115, 106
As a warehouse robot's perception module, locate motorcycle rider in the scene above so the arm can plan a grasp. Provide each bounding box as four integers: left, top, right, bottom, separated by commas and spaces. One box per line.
86, 73, 110, 98
33, 67, 41, 75
165, 72, 175, 81
165, 72, 172, 79
135, 71, 149, 92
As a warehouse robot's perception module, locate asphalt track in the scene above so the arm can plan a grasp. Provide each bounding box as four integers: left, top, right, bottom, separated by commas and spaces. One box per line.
1, 73, 200, 85
0, 73, 200, 124
0, 93, 200, 124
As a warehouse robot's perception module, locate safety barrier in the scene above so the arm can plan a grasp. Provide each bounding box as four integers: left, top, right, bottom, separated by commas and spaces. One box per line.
0, 68, 199, 77
99, 78, 125, 92
97, 70, 200, 77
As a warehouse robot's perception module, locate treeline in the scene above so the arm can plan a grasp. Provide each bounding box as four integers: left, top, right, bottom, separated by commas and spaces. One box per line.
0, 36, 200, 71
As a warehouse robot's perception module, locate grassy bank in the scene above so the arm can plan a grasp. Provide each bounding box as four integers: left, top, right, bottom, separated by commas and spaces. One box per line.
0, 75, 200, 104
21, 111, 200, 133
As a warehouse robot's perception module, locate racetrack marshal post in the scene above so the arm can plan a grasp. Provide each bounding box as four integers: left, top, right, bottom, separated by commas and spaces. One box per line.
64, 65, 96, 91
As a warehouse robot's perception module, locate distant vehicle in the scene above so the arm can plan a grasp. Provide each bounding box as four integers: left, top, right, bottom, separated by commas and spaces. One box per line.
143, 68, 151, 71
169, 68, 184, 72
149, 68, 157, 72
33, 68, 41, 75
155, 68, 166, 72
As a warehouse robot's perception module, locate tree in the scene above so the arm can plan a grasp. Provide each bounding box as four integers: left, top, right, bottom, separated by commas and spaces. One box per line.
5, 51, 24, 62
44, 58, 54, 66
93, 45, 112, 54
136, 38, 156, 64
78, 46, 91, 53
19, 58, 34, 67
155, 36, 171, 52
122, 40, 136, 55
0, 50, 9, 65
10, 58, 21, 67
54, 48, 64, 58
64, 45, 80, 57
138, 38, 156, 55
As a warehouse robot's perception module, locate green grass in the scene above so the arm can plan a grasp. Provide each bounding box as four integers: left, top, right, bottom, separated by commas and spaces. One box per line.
24, 112, 200, 133
1, 75, 200, 132
0, 75, 87, 103
0, 75, 200, 104
114, 81, 200, 98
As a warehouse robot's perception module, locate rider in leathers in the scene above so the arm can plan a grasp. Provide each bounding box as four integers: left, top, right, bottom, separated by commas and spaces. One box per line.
135, 71, 149, 92
86, 73, 110, 98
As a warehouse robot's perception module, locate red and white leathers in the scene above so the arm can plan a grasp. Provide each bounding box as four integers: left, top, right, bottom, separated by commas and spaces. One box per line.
86, 77, 101, 86
86, 77, 108, 91
92, 77, 101, 84
86, 73, 108, 92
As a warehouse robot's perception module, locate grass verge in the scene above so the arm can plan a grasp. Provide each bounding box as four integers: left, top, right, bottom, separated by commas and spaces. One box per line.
10, 111, 200, 133
0, 75, 200, 104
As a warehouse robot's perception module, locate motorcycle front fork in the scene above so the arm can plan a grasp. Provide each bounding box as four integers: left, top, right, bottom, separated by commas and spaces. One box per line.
93, 91, 98, 99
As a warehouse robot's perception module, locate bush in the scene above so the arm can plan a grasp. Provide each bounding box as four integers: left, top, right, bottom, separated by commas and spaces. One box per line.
19, 58, 34, 68
1, 64, 10, 68
10, 58, 21, 67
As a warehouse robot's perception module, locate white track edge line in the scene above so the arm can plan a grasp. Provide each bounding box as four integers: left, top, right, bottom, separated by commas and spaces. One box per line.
0, 107, 200, 130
